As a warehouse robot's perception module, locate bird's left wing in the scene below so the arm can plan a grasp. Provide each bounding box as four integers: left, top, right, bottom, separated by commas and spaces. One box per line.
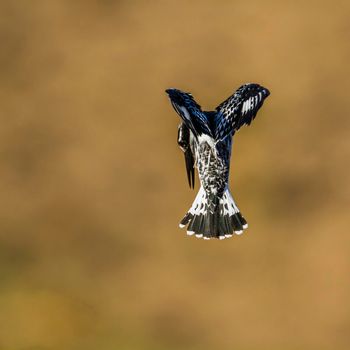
214, 83, 270, 141
166, 88, 212, 138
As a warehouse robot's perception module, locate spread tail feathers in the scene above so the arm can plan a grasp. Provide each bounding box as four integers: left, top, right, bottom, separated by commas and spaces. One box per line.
179, 187, 248, 240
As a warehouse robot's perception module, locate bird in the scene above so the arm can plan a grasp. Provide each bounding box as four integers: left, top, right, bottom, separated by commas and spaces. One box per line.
165, 83, 270, 240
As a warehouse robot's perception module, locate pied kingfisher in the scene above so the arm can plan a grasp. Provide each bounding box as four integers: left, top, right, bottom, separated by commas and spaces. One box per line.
166, 83, 270, 240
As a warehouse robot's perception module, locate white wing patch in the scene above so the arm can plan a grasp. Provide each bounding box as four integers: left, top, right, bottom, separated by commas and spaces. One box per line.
179, 105, 191, 122
242, 97, 255, 115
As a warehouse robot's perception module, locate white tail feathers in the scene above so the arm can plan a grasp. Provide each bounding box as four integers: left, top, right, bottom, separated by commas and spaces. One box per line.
179, 187, 248, 240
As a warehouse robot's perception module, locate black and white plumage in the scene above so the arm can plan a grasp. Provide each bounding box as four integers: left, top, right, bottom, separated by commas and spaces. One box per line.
166, 83, 270, 240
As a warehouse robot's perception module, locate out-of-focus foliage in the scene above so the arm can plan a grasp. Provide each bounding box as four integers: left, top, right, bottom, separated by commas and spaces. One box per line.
0, 1, 349, 349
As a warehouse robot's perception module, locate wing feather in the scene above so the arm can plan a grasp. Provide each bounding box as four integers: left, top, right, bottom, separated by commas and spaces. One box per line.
214, 83, 270, 141
166, 88, 212, 138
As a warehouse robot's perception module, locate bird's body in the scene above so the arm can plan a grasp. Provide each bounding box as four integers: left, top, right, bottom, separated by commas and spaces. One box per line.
166, 83, 270, 240
194, 122, 232, 207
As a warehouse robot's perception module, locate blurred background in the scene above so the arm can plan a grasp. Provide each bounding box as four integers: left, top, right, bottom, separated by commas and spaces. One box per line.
1, 1, 350, 349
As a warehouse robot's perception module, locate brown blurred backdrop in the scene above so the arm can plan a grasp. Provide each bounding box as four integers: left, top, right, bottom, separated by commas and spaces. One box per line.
1, 1, 350, 349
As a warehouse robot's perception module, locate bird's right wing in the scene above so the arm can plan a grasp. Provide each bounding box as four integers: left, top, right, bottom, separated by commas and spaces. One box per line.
214, 83, 270, 141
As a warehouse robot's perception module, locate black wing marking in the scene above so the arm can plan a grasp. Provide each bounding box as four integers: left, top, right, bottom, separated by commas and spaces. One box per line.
214, 83, 270, 141
166, 88, 212, 138
177, 123, 195, 188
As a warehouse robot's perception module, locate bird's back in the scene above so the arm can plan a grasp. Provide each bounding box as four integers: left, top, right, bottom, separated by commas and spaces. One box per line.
194, 132, 232, 209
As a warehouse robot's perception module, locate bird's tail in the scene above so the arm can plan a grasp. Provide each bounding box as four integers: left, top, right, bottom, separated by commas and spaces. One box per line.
179, 187, 248, 240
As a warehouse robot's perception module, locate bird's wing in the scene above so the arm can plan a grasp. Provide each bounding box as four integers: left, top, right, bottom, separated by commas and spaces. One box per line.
177, 123, 195, 188
166, 88, 212, 138
214, 83, 270, 141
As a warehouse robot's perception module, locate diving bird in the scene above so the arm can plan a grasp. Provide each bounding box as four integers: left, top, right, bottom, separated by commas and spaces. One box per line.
165, 83, 270, 240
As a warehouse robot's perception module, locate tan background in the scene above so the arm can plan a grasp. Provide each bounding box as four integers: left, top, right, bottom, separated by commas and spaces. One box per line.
1, 1, 350, 349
